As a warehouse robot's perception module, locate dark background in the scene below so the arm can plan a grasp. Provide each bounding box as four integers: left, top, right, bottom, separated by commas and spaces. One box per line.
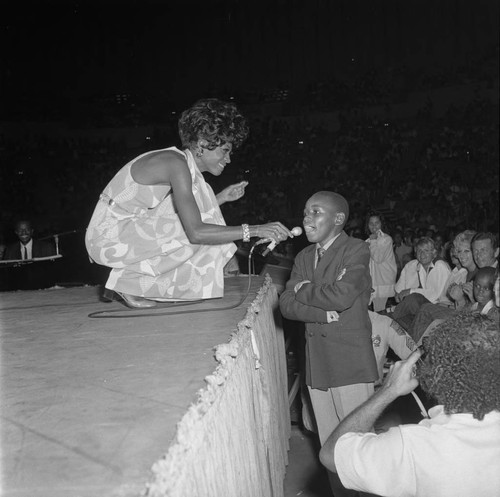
0, 0, 498, 288
2, 0, 498, 118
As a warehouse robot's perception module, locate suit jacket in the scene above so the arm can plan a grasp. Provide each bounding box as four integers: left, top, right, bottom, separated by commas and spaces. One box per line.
3, 239, 56, 261
280, 231, 378, 389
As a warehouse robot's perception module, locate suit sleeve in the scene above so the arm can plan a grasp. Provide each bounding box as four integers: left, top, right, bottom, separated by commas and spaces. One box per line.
295, 242, 372, 312
279, 254, 330, 323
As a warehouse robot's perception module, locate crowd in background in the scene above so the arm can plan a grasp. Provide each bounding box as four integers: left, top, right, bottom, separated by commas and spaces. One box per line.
0, 52, 498, 284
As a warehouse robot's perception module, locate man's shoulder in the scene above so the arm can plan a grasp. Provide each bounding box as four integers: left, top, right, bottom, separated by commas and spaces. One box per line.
433, 259, 451, 271
343, 235, 370, 257
403, 259, 418, 269
346, 235, 368, 248
33, 239, 56, 256
296, 244, 316, 260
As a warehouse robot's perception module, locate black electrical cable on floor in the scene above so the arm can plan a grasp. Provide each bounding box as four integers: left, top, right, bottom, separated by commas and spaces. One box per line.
87, 242, 260, 319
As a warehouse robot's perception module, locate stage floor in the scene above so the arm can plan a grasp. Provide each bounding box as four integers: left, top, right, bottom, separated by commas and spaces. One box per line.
0, 276, 266, 497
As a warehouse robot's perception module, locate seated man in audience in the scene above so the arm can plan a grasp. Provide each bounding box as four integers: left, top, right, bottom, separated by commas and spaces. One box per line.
391, 237, 451, 332
2, 220, 56, 261
319, 313, 500, 497
471, 232, 499, 269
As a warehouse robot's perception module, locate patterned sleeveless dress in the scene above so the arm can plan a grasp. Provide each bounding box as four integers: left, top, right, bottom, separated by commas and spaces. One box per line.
85, 147, 236, 300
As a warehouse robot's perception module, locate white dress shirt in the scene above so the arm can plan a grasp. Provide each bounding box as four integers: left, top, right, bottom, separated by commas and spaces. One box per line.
395, 259, 451, 304
21, 239, 33, 259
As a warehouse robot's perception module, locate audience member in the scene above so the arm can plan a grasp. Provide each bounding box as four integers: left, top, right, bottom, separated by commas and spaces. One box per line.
409, 230, 478, 342
467, 267, 499, 319
2, 220, 55, 260
471, 232, 499, 269
319, 313, 500, 497
392, 237, 451, 331
393, 229, 413, 277
446, 230, 478, 308
369, 310, 417, 386
433, 231, 447, 260
365, 211, 397, 311
280, 191, 377, 497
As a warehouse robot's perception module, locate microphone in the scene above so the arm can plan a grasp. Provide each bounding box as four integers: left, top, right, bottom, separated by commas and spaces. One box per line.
262, 227, 302, 257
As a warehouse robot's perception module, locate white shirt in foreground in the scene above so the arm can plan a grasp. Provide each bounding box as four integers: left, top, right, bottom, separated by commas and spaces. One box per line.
334, 405, 500, 497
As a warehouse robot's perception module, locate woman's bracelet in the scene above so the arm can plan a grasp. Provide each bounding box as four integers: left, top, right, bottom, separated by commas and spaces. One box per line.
241, 223, 250, 242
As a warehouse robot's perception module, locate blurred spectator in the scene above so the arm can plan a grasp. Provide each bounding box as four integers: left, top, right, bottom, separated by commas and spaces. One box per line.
393, 229, 413, 277
365, 211, 397, 311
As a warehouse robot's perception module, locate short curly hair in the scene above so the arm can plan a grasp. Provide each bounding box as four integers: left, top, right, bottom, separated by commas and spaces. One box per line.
418, 313, 500, 420
178, 98, 249, 150
453, 229, 477, 249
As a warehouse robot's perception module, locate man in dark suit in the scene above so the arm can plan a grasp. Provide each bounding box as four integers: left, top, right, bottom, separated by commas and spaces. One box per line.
280, 191, 378, 497
3, 220, 56, 260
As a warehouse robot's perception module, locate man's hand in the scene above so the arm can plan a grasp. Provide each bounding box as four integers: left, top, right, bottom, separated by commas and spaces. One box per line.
448, 283, 465, 302
381, 349, 421, 398
294, 280, 311, 293
462, 281, 474, 302
395, 289, 411, 302
319, 349, 422, 473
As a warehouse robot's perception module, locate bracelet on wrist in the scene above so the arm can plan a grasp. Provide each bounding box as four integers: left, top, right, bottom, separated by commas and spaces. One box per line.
241, 223, 250, 242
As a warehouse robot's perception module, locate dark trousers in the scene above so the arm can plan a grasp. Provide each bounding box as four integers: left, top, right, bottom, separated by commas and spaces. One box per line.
393, 293, 431, 336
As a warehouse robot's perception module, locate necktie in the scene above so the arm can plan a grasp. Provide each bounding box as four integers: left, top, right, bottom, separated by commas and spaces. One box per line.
317, 247, 325, 266
23, 245, 28, 260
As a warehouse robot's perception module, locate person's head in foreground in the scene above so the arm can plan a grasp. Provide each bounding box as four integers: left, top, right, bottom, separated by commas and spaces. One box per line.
303, 191, 349, 247
178, 98, 249, 176
418, 313, 500, 420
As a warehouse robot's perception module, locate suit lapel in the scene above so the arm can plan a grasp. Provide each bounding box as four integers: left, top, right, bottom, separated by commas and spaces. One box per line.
314, 231, 347, 272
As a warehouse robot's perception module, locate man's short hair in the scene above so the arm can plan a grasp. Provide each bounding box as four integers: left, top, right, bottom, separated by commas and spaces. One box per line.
453, 230, 477, 248
418, 313, 500, 420
416, 236, 436, 250
472, 232, 499, 250
315, 191, 350, 225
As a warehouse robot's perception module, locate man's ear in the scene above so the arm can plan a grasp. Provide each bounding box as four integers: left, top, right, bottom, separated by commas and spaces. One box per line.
494, 247, 500, 259
197, 139, 209, 149
335, 212, 345, 226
